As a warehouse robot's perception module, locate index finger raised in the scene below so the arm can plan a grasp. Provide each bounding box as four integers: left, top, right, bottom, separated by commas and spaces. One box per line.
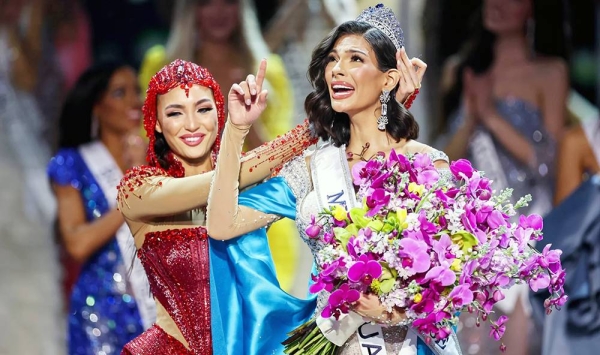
255, 58, 267, 93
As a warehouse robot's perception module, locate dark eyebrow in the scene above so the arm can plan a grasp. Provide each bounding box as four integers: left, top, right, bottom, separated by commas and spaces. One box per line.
165, 98, 212, 110
329, 48, 369, 56
347, 49, 368, 56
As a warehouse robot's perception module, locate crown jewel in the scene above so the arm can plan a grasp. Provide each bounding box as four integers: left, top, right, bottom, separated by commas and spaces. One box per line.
356, 4, 404, 50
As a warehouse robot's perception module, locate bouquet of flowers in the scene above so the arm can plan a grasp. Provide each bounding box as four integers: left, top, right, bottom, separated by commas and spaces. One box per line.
283, 151, 566, 354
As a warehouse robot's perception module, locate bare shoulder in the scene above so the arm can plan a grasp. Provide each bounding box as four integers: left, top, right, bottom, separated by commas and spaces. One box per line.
403, 140, 450, 168
534, 56, 568, 84
402, 140, 438, 154
561, 124, 587, 151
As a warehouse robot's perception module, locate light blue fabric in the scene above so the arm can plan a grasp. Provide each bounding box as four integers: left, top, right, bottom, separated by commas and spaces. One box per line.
210, 176, 442, 354
210, 177, 316, 355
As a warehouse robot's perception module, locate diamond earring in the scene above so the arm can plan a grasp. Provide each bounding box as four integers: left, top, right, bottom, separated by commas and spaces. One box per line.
377, 90, 390, 131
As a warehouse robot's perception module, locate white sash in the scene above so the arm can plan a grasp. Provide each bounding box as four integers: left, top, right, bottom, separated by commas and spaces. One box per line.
470, 130, 509, 192
79, 141, 156, 330
311, 141, 463, 355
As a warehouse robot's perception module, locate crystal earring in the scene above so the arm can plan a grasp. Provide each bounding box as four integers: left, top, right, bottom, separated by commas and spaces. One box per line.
377, 90, 390, 131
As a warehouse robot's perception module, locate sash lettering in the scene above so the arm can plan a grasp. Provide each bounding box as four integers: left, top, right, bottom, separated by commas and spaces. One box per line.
357, 322, 386, 355
327, 190, 347, 209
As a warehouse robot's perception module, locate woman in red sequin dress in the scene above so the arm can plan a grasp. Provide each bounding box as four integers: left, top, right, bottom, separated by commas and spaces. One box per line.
117, 59, 315, 354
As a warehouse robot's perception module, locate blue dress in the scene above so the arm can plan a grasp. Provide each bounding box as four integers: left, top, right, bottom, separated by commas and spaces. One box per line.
48, 149, 143, 355
210, 170, 437, 354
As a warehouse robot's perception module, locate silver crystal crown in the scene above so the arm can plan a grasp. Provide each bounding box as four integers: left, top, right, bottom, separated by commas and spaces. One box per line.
355, 4, 404, 50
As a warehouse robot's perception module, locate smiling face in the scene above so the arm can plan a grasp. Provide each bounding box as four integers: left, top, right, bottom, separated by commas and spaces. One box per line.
94, 67, 142, 136
324, 34, 392, 118
195, 0, 240, 43
483, 0, 532, 35
155, 84, 219, 169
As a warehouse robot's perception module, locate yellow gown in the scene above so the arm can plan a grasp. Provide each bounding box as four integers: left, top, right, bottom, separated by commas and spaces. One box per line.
138, 45, 300, 293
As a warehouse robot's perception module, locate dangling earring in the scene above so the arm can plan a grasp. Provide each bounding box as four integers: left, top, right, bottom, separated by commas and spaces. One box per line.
91, 115, 99, 138
377, 90, 390, 131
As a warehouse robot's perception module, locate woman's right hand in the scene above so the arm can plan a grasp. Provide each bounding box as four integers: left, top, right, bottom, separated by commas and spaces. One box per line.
395, 48, 426, 103
228, 59, 269, 126
353, 293, 407, 326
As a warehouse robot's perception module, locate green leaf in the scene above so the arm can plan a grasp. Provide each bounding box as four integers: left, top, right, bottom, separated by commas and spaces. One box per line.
334, 227, 353, 248
349, 207, 370, 228
346, 223, 359, 236
367, 219, 384, 231
451, 231, 479, 252
379, 278, 396, 293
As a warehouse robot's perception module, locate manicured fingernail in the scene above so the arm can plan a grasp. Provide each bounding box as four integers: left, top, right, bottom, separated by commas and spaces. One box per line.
251, 89, 256, 95
245, 99, 251, 105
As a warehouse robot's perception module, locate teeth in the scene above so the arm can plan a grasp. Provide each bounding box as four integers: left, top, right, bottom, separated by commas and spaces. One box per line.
184, 137, 201, 142
333, 85, 353, 90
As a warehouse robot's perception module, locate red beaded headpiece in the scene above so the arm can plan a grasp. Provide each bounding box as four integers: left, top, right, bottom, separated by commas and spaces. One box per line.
143, 59, 225, 177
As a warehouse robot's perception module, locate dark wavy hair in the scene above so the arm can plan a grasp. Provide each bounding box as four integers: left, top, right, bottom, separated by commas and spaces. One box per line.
305, 21, 419, 147
57, 62, 128, 148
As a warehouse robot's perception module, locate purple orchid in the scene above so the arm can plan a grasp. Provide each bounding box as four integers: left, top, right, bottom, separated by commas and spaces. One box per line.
486, 210, 507, 230
450, 159, 475, 179
322, 283, 360, 319
412, 153, 433, 170
489, 315, 509, 341
388, 149, 411, 172
411, 291, 437, 314
418, 212, 439, 241
398, 238, 431, 274
346, 237, 361, 259
423, 266, 456, 287
305, 216, 322, 239
538, 245, 563, 274
519, 214, 543, 231
348, 255, 382, 284
447, 284, 474, 307
352, 157, 385, 186
528, 273, 551, 292
365, 188, 391, 217
433, 234, 454, 264
309, 273, 335, 294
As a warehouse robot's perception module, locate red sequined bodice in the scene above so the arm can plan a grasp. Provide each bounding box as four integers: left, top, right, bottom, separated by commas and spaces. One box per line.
137, 227, 212, 354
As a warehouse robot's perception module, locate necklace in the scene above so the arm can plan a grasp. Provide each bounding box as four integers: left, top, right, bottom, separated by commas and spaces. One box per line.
346, 142, 375, 162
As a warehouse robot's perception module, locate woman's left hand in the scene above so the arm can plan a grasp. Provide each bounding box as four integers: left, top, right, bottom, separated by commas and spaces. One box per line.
395, 48, 426, 104
467, 72, 496, 122
228, 59, 269, 126
354, 293, 407, 326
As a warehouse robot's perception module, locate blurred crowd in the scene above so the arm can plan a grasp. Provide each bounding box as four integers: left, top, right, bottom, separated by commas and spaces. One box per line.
0, 0, 597, 354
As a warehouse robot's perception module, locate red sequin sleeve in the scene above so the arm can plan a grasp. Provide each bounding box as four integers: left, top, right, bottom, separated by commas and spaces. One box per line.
206, 120, 316, 240
116, 165, 216, 220
118, 120, 316, 221
238, 119, 317, 181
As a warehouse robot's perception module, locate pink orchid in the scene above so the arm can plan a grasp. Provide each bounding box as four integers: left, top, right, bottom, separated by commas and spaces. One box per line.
450, 159, 475, 179
489, 315, 509, 341
398, 238, 431, 274
348, 255, 382, 284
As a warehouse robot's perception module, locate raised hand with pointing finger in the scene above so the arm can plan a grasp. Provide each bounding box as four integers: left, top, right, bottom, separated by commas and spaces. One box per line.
228, 59, 269, 126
